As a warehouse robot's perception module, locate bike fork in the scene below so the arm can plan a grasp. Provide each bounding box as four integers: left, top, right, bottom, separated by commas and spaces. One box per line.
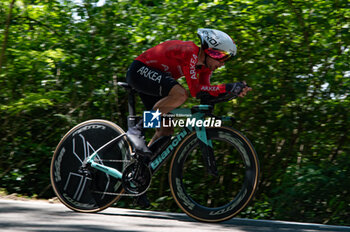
195, 126, 218, 177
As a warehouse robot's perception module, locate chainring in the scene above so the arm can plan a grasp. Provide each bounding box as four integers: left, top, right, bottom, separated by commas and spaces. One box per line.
122, 161, 151, 195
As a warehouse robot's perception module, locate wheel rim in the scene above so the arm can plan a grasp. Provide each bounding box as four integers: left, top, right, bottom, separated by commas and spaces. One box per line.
170, 127, 259, 222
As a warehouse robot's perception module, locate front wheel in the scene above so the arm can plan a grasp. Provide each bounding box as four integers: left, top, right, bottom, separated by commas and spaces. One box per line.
169, 127, 259, 222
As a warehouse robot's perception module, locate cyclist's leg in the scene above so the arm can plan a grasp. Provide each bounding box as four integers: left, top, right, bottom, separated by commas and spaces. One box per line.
149, 120, 173, 146
126, 60, 179, 99
126, 60, 186, 148
153, 84, 188, 114
148, 85, 188, 144
126, 61, 186, 208
136, 94, 174, 146
126, 60, 187, 113
125, 61, 160, 156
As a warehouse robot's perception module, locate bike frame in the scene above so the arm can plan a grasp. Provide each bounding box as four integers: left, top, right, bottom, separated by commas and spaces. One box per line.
84, 105, 226, 181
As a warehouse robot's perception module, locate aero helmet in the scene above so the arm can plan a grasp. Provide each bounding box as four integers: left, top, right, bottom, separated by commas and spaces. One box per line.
197, 28, 237, 62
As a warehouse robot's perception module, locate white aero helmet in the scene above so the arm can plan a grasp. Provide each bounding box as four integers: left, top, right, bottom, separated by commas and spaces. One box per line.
197, 28, 237, 62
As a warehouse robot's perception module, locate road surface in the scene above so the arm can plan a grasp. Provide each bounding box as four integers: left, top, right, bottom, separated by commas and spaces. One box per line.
0, 199, 349, 232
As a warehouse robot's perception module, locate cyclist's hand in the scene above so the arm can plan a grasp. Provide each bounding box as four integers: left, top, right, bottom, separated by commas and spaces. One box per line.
225, 81, 252, 98
238, 81, 252, 98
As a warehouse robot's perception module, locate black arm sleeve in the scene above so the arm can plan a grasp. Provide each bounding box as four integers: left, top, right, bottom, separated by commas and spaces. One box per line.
196, 91, 237, 105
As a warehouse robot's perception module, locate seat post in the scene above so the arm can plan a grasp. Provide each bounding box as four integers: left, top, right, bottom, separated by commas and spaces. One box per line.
117, 82, 141, 129
126, 88, 142, 129
128, 89, 136, 116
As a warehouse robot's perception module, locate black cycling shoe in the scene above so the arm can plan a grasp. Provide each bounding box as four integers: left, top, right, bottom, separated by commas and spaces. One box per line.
134, 193, 151, 208
126, 122, 152, 157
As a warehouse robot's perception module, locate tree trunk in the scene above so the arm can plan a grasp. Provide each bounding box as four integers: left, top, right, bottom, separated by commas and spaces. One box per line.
0, 0, 16, 73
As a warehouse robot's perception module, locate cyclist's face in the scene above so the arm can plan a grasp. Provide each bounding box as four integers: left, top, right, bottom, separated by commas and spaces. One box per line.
207, 56, 225, 71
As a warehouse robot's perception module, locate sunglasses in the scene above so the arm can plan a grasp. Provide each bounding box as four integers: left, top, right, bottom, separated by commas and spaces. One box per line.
205, 48, 232, 62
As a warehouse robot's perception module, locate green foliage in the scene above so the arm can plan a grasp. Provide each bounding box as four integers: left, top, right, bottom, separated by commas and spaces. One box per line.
0, 0, 349, 225
271, 153, 349, 225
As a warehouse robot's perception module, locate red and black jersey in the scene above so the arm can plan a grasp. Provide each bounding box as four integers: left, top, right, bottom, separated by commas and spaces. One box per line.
135, 40, 226, 97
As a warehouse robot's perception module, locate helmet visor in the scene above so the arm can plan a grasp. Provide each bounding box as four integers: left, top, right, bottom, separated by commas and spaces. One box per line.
205, 48, 232, 62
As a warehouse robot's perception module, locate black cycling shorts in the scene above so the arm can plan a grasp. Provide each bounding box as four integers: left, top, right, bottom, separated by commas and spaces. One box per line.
126, 60, 179, 110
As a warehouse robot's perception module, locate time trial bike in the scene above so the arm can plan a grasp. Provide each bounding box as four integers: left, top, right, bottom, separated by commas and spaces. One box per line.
50, 82, 260, 223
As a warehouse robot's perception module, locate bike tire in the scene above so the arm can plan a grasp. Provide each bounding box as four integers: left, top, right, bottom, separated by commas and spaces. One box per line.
169, 126, 259, 222
50, 119, 131, 213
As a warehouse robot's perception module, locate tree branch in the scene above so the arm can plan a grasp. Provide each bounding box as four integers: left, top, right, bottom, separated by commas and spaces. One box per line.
15, 16, 62, 36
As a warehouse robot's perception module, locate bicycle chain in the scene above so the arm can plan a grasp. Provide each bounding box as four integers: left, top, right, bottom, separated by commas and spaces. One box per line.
91, 159, 148, 197
97, 159, 132, 163
92, 178, 151, 197
92, 188, 148, 197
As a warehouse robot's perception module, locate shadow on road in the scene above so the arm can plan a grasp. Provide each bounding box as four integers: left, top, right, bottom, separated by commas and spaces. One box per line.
1, 200, 350, 232
0, 201, 135, 232
101, 208, 350, 232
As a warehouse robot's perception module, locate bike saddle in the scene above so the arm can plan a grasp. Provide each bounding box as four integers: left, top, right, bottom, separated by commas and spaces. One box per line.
117, 82, 132, 90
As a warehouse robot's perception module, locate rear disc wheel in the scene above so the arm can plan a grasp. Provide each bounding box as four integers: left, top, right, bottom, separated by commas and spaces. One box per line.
50, 120, 131, 212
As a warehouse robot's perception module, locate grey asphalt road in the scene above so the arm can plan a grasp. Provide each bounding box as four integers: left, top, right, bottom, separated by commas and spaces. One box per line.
0, 199, 349, 232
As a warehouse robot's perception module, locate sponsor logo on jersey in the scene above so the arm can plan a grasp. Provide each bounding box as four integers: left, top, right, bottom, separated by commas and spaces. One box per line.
190, 54, 198, 79
137, 66, 162, 83
200, 86, 220, 92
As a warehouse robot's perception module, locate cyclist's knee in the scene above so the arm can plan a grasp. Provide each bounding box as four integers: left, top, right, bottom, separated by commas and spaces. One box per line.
170, 85, 188, 104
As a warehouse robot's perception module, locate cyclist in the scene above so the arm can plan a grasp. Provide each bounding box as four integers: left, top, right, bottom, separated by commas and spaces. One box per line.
126, 28, 252, 207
